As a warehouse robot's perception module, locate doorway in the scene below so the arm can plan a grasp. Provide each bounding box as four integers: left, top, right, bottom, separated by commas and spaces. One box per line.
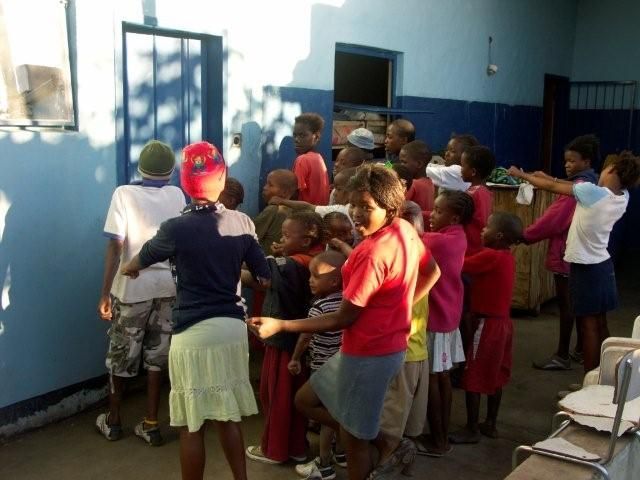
119, 23, 222, 184
540, 74, 570, 175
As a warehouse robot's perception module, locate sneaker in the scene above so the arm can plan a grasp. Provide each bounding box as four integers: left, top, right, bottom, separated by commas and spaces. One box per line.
95, 413, 122, 441
245, 445, 282, 465
333, 452, 347, 468
532, 355, 571, 371
569, 350, 584, 364
134, 420, 164, 446
295, 457, 336, 480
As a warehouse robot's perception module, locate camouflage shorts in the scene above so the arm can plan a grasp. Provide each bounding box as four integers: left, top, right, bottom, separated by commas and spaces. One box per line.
105, 297, 174, 377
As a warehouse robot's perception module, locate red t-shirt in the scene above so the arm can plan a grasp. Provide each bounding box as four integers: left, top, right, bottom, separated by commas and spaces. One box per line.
405, 177, 435, 212
464, 185, 492, 256
463, 248, 515, 318
292, 152, 330, 205
341, 218, 432, 356
423, 225, 467, 332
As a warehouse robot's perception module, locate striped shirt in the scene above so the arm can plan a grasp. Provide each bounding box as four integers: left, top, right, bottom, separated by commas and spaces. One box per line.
308, 292, 343, 370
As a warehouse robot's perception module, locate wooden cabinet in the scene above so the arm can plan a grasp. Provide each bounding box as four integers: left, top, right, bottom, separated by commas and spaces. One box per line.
489, 185, 556, 312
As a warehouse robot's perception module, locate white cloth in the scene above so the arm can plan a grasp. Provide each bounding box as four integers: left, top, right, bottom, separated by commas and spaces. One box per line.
427, 329, 465, 373
564, 183, 628, 264
315, 203, 351, 218
516, 183, 534, 205
104, 185, 186, 302
425, 164, 471, 192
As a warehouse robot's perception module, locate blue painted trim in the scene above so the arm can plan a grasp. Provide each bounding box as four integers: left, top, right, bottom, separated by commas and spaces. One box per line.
334, 102, 433, 115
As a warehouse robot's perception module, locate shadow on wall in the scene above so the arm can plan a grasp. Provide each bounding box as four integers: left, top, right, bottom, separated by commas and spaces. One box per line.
0, 131, 115, 409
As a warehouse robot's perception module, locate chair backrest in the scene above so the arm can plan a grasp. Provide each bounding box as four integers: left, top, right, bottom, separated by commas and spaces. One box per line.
597, 339, 640, 385
632, 315, 640, 339
613, 349, 640, 404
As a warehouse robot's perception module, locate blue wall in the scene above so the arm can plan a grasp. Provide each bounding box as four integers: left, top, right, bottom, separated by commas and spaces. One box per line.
1, 0, 583, 414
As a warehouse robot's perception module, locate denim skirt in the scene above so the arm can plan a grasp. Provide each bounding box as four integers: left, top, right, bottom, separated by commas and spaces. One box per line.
569, 259, 618, 316
309, 350, 404, 440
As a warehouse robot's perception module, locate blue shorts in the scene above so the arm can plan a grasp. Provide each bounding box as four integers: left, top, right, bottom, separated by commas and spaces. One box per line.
569, 259, 618, 316
309, 350, 404, 440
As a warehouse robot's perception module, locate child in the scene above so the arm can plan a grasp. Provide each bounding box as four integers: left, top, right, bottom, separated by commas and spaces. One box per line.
331, 147, 366, 204
249, 165, 440, 480
460, 145, 495, 256
384, 119, 416, 163
373, 201, 431, 477
96, 140, 186, 445
292, 113, 330, 205
392, 164, 414, 192
346, 127, 375, 160
254, 169, 298, 255
288, 250, 347, 480
449, 212, 522, 443
525, 135, 599, 371
508, 152, 640, 373
426, 133, 479, 192
270, 167, 358, 225
400, 140, 436, 212
120, 142, 269, 479
323, 211, 354, 248
219, 176, 245, 210
244, 211, 325, 465
419, 191, 473, 457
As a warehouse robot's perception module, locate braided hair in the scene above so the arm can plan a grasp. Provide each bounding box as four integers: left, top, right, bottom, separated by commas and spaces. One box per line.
438, 190, 475, 225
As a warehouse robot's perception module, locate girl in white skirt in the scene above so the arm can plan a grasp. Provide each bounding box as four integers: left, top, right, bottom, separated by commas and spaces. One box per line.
123, 142, 270, 480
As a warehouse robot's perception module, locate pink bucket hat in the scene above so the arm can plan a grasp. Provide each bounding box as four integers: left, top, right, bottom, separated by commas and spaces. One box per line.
181, 142, 227, 202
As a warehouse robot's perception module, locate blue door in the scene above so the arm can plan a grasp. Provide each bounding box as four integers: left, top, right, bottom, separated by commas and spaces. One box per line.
120, 24, 222, 184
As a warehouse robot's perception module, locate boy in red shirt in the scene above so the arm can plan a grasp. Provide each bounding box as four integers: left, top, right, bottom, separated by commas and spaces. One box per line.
292, 113, 330, 205
400, 140, 435, 213
450, 212, 522, 444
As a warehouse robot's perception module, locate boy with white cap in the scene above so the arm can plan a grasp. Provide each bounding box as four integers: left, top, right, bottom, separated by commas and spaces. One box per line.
96, 140, 186, 445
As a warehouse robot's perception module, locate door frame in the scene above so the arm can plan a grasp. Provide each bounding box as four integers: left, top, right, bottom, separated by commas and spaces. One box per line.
540, 73, 570, 173
115, 22, 222, 184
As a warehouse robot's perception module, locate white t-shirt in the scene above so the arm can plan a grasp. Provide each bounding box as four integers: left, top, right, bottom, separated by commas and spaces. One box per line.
425, 164, 471, 192
564, 182, 629, 264
103, 184, 186, 302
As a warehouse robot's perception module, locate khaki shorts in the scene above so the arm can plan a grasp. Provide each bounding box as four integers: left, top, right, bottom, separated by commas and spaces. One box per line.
105, 297, 174, 377
379, 359, 430, 439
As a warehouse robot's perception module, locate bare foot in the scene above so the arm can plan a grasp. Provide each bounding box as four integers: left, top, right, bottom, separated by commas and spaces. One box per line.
479, 422, 499, 438
449, 428, 481, 444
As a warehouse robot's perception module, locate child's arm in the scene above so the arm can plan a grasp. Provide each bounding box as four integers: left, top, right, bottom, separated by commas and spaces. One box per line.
507, 167, 573, 196
414, 256, 440, 305
241, 269, 269, 290
269, 196, 314, 211
121, 222, 175, 278
248, 300, 362, 338
523, 195, 576, 244
288, 334, 312, 375
463, 249, 498, 274
98, 238, 124, 321
328, 238, 353, 256
426, 164, 470, 191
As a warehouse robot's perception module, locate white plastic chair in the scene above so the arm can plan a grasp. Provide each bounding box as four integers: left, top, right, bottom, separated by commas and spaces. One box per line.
513, 348, 640, 479
583, 315, 640, 386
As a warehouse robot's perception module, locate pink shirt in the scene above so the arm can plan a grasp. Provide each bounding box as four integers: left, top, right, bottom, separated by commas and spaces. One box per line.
292, 152, 330, 205
465, 185, 492, 256
341, 218, 431, 356
405, 177, 435, 212
423, 224, 467, 333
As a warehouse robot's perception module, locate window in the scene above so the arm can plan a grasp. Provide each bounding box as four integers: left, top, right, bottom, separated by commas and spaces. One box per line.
0, 0, 75, 127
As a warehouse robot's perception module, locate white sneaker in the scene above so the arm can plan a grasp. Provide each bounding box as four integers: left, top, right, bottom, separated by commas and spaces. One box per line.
295, 457, 336, 480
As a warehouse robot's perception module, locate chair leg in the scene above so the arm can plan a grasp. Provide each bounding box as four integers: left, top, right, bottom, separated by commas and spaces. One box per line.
604, 358, 632, 464
551, 412, 572, 432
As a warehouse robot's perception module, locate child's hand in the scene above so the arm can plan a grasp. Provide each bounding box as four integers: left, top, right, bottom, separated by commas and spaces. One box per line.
246, 317, 283, 339
507, 166, 524, 178
288, 359, 302, 375
270, 241, 284, 256
98, 295, 112, 321
269, 196, 284, 206
120, 265, 139, 279
328, 238, 353, 256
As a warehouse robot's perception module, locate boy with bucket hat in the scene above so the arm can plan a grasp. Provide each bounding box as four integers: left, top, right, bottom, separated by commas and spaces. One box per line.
96, 140, 186, 445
